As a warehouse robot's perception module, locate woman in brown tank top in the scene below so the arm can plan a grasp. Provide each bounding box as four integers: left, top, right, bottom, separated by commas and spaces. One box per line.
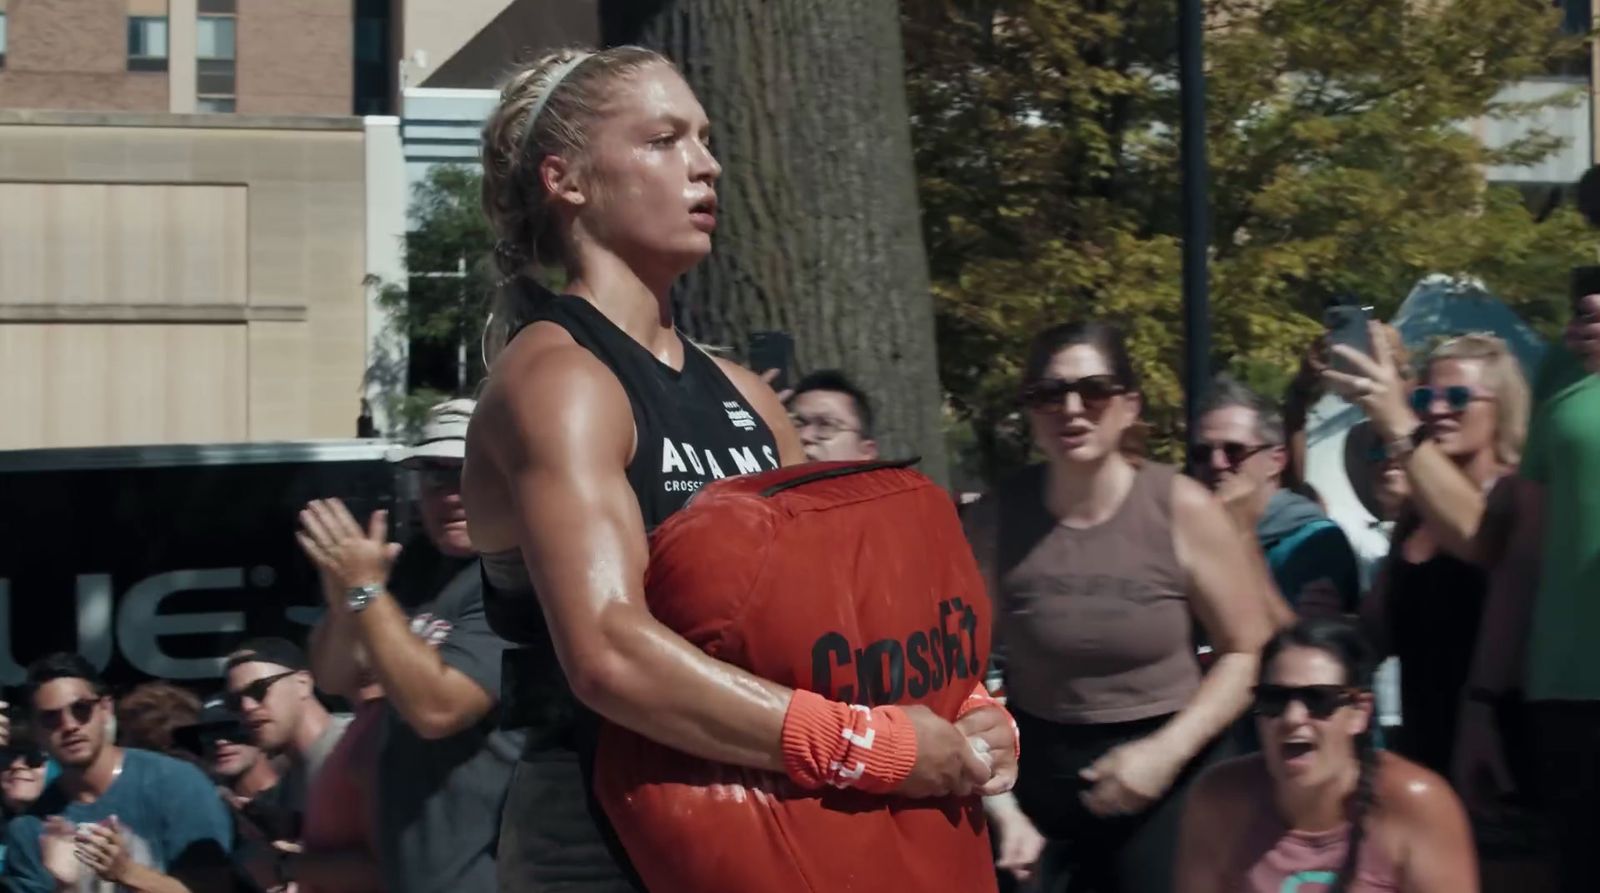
964, 322, 1278, 893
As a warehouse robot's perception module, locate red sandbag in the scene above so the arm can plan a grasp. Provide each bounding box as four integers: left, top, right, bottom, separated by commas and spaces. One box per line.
594, 461, 997, 893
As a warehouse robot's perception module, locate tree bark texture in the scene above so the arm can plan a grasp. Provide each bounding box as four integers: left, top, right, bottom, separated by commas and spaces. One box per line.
602, 0, 951, 483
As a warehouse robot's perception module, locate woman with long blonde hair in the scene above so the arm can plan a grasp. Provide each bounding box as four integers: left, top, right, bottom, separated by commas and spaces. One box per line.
1324, 330, 1530, 779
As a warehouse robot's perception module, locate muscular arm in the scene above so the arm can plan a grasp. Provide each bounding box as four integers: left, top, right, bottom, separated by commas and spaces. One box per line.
1162, 477, 1275, 763
480, 345, 793, 771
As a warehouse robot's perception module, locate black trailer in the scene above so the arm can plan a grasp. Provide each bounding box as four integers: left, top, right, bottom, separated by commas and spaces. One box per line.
0, 441, 401, 693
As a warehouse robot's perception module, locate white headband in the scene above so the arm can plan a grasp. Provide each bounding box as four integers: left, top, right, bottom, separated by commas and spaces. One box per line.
520, 53, 593, 153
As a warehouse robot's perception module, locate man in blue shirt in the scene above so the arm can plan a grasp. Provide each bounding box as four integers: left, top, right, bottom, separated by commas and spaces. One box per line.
0, 654, 233, 892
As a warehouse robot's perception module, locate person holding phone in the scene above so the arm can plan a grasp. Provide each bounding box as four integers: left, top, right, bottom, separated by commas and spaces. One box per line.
458, 45, 1008, 892
1321, 333, 1529, 781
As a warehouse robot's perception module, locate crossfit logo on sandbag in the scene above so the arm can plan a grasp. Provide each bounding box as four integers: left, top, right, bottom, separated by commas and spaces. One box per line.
809, 597, 981, 706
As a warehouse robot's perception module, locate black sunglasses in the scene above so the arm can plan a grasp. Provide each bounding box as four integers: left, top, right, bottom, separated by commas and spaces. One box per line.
225, 670, 299, 712
416, 463, 463, 490
1020, 375, 1127, 411
1190, 441, 1272, 468
1410, 385, 1491, 415
1253, 684, 1357, 720
1, 750, 47, 769
36, 697, 99, 731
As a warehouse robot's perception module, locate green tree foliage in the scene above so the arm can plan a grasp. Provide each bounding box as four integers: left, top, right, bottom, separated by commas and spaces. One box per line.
904, 0, 1597, 480
369, 164, 497, 436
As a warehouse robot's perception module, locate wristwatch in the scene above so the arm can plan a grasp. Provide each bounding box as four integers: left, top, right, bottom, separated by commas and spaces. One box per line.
1384, 424, 1428, 461
345, 583, 383, 613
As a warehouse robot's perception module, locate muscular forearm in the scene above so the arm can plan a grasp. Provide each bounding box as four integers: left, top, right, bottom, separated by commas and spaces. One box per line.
1401, 443, 1489, 562
1149, 652, 1258, 764
572, 604, 792, 772
350, 594, 489, 738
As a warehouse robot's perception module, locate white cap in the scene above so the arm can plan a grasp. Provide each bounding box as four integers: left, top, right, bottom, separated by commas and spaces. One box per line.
386, 398, 476, 467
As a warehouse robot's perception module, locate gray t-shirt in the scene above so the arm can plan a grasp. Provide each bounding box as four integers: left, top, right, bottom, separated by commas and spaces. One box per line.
376, 543, 524, 893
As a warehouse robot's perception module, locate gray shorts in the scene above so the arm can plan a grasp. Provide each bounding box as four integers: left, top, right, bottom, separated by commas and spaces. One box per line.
496, 752, 640, 893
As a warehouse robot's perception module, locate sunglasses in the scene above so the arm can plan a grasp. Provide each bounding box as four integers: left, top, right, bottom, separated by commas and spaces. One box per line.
36, 697, 99, 731
1, 750, 47, 770
1020, 375, 1127, 412
225, 670, 299, 712
1253, 684, 1357, 720
417, 463, 463, 490
1189, 441, 1272, 468
1410, 385, 1491, 415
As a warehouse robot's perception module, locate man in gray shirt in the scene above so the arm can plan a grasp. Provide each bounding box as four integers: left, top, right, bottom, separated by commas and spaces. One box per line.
304, 399, 522, 893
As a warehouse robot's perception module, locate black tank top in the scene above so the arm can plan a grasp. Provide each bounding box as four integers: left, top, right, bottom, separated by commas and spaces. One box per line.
483, 284, 780, 749
1386, 522, 1488, 778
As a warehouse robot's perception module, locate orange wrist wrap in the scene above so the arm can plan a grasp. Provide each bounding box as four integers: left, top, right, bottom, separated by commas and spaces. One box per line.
956, 682, 1020, 760
780, 690, 918, 793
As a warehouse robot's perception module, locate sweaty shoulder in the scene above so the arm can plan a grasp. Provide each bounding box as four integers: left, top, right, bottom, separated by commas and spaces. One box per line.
473, 320, 635, 470
1187, 755, 1268, 837
1373, 752, 1464, 823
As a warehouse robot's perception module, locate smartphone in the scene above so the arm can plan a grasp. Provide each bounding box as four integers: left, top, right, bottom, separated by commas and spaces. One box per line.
748, 331, 795, 392
1324, 303, 1374, 375
1569, 266, 1600, 317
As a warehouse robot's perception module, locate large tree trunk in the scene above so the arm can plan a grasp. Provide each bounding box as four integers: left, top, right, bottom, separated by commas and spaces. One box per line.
602, 0, 950, 484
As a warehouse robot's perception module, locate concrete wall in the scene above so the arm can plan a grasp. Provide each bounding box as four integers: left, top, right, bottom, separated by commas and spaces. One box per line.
0, 111, 370, 449
0, 0, 168, 112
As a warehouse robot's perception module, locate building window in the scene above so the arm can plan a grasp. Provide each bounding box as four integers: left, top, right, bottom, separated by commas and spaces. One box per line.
128, 16, 169, 71
197, 15, 233, 60
198, 0, 235, 12
353, 0, 393, 115
196, 13, 235, 112
0, 11, 8, 70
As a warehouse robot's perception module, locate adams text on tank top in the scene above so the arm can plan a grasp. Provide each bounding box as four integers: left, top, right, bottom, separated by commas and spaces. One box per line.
481, 287, 780, 745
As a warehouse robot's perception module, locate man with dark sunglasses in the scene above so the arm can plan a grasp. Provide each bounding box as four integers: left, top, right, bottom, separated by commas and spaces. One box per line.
1194, 374, 1359, 620
173, 696, 279, 806
0, 653, 233, 892
223, 638, 351, 834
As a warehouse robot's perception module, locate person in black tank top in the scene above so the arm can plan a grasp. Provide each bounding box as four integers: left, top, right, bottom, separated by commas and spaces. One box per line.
464, 46, 1007, 892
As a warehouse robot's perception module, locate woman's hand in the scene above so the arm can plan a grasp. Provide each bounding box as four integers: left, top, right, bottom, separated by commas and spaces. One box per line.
987, 795, 1047, 883
1079, 736, 1186, 817
955, 705, 1019, 795
295, 500, 403, 598
39, 818, 81, 887
74, 817, 131, 884
896, 706, 994, 798
1322, 322, 1418, 443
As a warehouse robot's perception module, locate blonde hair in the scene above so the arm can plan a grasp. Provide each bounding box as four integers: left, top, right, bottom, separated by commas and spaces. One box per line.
479, 45, 674, 362
1424, 333, 1529, 466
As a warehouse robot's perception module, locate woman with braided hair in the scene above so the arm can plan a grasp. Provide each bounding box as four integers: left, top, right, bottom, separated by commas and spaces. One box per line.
1175, 619, 1476, 892
461, 45, 1015, 891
